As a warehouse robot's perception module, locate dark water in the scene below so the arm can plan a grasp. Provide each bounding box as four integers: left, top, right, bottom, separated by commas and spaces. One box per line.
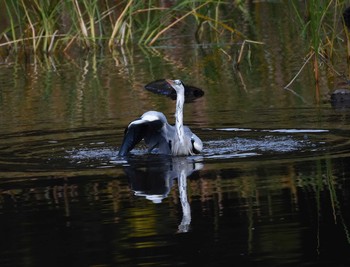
1, 3, 350, 267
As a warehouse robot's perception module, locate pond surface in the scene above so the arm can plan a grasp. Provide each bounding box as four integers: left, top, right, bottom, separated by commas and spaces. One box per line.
1, 2, 350, 267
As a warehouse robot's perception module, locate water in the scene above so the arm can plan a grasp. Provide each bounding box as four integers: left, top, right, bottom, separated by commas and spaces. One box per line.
2, 3, 350, 266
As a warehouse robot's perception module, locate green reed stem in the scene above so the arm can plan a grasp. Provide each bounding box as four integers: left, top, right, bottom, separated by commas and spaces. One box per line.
20, 0, 37, 52
108, 0, 133, 50
82, 0, 99, 46
73, 0, 89, 48
148, 2, 210, 46
138, 0, 152, 44
4, 0, 18, 50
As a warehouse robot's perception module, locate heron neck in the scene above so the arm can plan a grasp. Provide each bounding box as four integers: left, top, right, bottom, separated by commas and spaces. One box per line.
175, 88, 185, 141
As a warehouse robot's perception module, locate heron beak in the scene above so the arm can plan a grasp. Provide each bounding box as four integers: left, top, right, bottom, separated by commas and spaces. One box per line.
166, 79, 175, 87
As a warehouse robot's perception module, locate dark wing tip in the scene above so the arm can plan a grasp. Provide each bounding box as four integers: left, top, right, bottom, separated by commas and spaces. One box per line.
144, 79, 204, 102
144, 79, 172, 96
118, 128, 135, 156
118, 123, 144, 156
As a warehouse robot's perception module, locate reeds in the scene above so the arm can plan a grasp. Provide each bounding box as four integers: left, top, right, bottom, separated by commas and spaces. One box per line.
285, 0, 349, 96
1, 0, 245, 54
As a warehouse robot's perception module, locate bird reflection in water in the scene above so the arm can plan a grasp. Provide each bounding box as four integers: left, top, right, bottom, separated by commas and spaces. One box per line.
123, 155, 203, 233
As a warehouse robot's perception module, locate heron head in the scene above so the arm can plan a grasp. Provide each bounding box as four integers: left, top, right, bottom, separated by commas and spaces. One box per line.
166, 79, 185, 93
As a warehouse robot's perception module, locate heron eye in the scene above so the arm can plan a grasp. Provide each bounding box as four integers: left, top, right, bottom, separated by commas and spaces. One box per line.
174, 80, 182, 85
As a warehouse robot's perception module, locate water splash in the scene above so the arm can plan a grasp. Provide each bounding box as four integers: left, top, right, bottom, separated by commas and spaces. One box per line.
65, 129, 327, 164
203, 135, 322, 160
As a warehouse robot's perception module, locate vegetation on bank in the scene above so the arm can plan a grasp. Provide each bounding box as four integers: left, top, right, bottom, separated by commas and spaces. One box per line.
0, 1, 348, 51
285, 0, 350, 93
1, 0, 247, 53
1, 0, 350, 92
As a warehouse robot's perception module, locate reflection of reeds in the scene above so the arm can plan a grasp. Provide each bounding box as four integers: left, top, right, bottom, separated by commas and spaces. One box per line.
1, 155, 349, 251
1, 0, 245, 53
324, 159, 350, 244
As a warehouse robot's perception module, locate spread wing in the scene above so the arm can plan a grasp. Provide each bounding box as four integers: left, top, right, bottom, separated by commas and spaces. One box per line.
118, 118, 164, 156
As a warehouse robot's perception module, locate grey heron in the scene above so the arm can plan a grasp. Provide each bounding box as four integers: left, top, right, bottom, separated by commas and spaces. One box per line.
118, 79, 203, 156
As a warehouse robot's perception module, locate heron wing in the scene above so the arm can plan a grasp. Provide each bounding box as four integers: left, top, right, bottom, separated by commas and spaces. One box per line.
144, 126, 171, 154
118, 119, 164, 156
